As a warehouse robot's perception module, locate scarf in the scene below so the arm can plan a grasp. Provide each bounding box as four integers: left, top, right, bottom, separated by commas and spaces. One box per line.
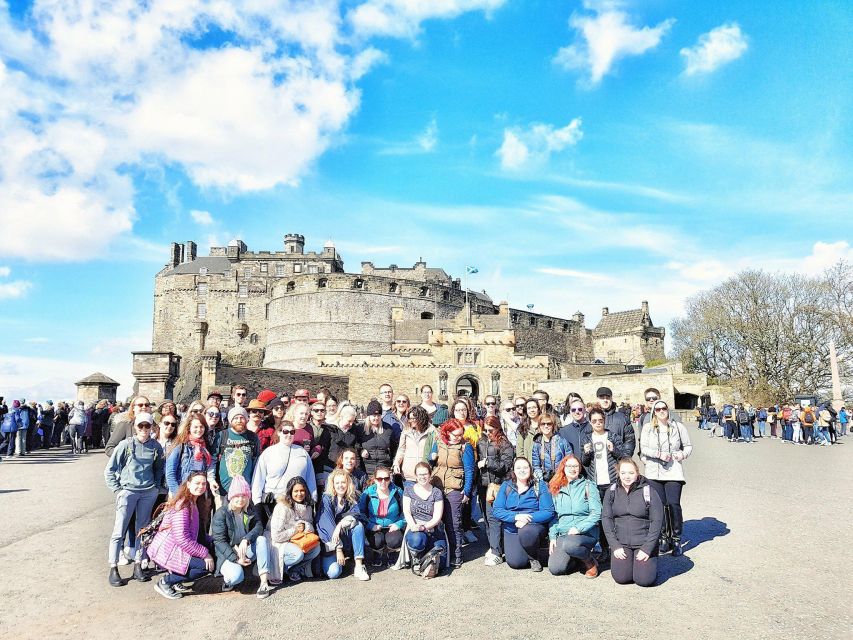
189, 436, 212, 467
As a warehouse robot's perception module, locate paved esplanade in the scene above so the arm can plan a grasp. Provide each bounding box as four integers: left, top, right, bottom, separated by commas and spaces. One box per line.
1, 425, 850, 640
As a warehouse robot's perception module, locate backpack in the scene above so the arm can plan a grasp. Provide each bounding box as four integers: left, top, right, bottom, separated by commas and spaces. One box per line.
737, 410, 749, 425
803, 410, 815, 425
608, 482, 651, 512
137, 504, 169, 550
758, 408, 767, 420
723, 406, 733, 419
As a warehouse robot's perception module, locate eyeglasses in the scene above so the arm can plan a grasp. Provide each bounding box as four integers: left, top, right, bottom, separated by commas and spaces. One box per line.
654, 407, 669, 412
645, 396, 659, 402
565, 464, 580, 469
375, 477, 391, 482
311, 408, 326, 413
570, 408, 585, 413
280, 429, 296, 435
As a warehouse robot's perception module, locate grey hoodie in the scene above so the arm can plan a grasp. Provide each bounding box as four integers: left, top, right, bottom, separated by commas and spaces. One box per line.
104, 437, 165, 493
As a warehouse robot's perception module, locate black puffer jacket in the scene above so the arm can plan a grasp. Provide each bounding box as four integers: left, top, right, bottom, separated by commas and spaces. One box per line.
359, 426, 395, 476
604, 405, 636, 457
601, 476, 663, 555
476, 436, 514, 487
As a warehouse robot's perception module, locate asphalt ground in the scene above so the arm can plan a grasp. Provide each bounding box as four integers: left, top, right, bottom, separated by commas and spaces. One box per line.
1, 423, 851, 640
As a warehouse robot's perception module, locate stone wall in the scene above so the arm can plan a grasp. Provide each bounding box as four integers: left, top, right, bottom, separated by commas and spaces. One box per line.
76, 384, 118, 405
215, 364, 349, 401
537, 372, 678, 407
594, 333, 664, 366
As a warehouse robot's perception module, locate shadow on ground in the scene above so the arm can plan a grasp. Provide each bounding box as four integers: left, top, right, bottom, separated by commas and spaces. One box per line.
656, 517, 729, 585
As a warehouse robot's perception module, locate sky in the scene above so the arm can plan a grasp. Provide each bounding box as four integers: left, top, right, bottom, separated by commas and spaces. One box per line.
1, 0, 852, 402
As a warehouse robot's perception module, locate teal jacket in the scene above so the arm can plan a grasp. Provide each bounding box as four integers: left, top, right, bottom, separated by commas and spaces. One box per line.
358, 482, 406, 530
548, 477, 601, 540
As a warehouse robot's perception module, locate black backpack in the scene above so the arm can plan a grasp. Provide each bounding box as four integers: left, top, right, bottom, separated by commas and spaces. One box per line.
737, 410, 749, 425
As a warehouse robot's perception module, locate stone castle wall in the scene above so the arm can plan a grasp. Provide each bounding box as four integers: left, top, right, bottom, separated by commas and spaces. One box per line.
594, 333, 665, 366
214, 364, 348, 401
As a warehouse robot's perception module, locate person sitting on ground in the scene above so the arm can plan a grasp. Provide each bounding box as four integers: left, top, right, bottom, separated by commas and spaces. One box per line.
266, 476, 321, 584
400, 461, 446, 578
148, 471, 216, 599
601, 458, 664, 587
359, 465, 405, 567
212, 475, 271, 598
316, 469, 370, 581
491, 457, 555, 572
531, 412, 571, 483
547, 455, 602, 578
104, 412, 165, 587
336, 447, 368, 491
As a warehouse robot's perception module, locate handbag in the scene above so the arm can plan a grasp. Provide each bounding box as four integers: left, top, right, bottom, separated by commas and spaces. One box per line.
289, 531, 320, 552
486, 482, 501, 504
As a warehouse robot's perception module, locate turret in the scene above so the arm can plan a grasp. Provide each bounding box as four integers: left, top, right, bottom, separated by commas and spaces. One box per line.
284, 233, 305, 254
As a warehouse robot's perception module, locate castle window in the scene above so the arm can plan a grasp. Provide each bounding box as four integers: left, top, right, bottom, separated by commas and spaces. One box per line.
197, 303, 207, 319
243, 267, 251, 277
389, 282, 398, 293
259, 263, 268, 273
421, 312, 434, 320
419, 286, 430, 297
237, 303, 247, 320
275, 263, 286, 277
199, 267, 208, 275
582, 371, 592, 377
286, 281, 295, 292
265, 303, 269, 320
546, 320, 553, 329
197, 283, 208, 296
238, 283, 248, 298
294, 264, 303, 273
249, 333, 259, 345
442, 291, 449, 301
529, 317, 536, 326
308, 265, 318, 274
354, 278, 365, 290
511, 313, 518, 324
562, 323, 568, 332
318, 278, 328, 288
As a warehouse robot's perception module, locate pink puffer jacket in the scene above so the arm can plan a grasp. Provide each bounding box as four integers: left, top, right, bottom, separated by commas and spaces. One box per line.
148, 503, 208, 575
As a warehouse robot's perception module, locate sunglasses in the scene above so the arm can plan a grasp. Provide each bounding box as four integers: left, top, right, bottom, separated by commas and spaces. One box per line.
485, 401, 496, 406
311, 408, 326, 413
134, 402, 151, 408
206, 412, 219, 418
375, 477, 391, 482
654, 407, 669, 412
190, 408, 202, 414
646, 396, 659, 402
136, 424, 152, 429
570, 408, 585, 413
234, 392, 247, 397
161, 420, 177, 427
540, 422, 555, 427
395, 400, 409, 404
280, 429, 296, 435
515, 404, 525, 408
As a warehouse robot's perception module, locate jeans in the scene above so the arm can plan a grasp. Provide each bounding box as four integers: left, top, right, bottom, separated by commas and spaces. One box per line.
840, 422, 848, 437
442, 490, 465, 564
548, 533, 596, 575
220, 537, 270, 586
477, 485, 503, 555
503, 523, 545, 570
108, 487, 158, 565
739, 424, 752, 442
405, 530, 447, 560
792, 423, 802, 443
278, 542, 320, 573
163, 556, 209, 586
757, 420, 766, 436
724, 421, 735, 439
15, 429, 28, 455
783, 422, 793, 441
817, 427, 830, 444
322, 523, 366, 579
610, 547, 658, 587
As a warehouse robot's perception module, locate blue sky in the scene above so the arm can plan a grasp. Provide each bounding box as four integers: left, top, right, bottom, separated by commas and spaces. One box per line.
1, 0, 851, 401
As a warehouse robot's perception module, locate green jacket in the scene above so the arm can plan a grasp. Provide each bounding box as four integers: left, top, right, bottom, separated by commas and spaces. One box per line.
548, 477, 601, 540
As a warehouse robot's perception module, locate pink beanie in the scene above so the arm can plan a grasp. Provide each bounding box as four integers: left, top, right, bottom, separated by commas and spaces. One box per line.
227, 475, 251, 501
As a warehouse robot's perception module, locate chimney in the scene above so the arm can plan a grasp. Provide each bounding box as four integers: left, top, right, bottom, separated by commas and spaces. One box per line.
602, 307, 609, 317
169, 242, 182, 268
184, 241, 197, 263
641, 300, 649, 315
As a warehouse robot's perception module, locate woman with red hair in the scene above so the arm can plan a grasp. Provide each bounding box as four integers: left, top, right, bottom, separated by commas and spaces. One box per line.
429, 418, 475, 569
547, 455, 602, 578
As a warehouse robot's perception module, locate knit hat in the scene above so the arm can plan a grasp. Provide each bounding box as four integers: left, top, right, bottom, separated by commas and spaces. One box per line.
227, 474, 251, 501
366, 399, 383, 416
228, 406, 249, 423
257, 389, 277, 404
12, 400, 20, 408
134, 412, 154, 426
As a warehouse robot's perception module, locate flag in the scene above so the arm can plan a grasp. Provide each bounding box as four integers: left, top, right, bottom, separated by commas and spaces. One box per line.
466, 266, 478, 274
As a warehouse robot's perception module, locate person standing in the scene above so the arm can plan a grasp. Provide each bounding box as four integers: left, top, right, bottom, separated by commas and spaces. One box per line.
360, 400, 395, 476
419, 384, 449, 428
595, 387, 636, 457
558, 398, 590, 460
211, 407, 261, 498
40, 401, 55, 450
477, 416, 514, 566
393, 405, 436, 486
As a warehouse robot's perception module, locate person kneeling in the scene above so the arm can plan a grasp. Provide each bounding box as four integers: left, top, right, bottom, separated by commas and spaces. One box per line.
359, 466, 405, 567
148, 471, 215, 599
547, 455, 602, 578
601, 458, 664, 587
491, 457, 555, 572
212, 475, 271, 598
266, 476, 321, 584
317, 469, 370, 581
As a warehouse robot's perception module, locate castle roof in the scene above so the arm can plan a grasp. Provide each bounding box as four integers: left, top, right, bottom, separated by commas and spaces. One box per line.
75, 372, 119, 386
593, 308, 651, 336
168, 256, 232, 275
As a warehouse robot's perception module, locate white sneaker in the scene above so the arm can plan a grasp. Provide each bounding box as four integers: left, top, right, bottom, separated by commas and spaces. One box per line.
464, 530, 478, 544
484, 553, 502, 566
117, 551, 132, 566
353, 565, 370, 581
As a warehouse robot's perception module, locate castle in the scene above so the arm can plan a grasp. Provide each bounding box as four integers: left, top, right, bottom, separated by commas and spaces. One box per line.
134, 233, 681, 405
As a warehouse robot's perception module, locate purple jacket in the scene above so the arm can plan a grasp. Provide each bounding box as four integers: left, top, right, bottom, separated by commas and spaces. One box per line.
148, 503, 208, 575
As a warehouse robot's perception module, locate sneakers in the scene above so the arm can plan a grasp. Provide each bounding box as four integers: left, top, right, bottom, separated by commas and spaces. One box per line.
117, 547, 132, 566
256, 584, 272, 599
132, 562, 150, 582
353, 565, 370, 581
463, 530, 478, 544
583, 558, 599, 578
451, 558, 463, 569
108, 566, 122, 587
221, 582, 234, 592
529, 558, 543, 572
172, 582, 195, 594
484, 550, 503, 566
154, 577, 183, 600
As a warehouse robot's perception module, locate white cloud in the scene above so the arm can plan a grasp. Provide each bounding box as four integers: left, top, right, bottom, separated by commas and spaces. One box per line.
497, 118, 583, 170
378, 116, 440, 155
681, 23, 748, 76
190, 209, 214, 226
349, 0, 506, 39
417, 117, 439, 152
0, 265, 32, 300
554, 2, 675, 85
0, 266, 9, 277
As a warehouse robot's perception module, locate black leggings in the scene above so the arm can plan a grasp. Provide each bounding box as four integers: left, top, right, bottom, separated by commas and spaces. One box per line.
367, 528, 404, 551
647, 480, 684, 540
610, 548, 658, 587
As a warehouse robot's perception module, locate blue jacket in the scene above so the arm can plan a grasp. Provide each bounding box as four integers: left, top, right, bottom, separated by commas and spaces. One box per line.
549, 477, 601, 540
165, 441, 216, 495
358, 483, 406, 530
19, 407, 30, 430
531, 434, 571, 479
1, 408, 22, 433
491, 479, 555, 534
316, 494, 364, 546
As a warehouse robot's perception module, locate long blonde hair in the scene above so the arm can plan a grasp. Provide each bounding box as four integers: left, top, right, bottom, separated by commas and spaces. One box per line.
324, 468, 359, 504
177, 400, 206, 439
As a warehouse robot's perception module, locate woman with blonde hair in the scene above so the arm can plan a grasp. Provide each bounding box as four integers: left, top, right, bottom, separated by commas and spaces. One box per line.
316, 469, 369, 580
176, 401, 206, 440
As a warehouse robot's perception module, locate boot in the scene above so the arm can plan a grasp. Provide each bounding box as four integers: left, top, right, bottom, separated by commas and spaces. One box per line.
109, 566, 122, 587
133, 562, 150, 582
582, 557, 599, 578
671, 539, 683, 556
659, 504, 673, 554
669, 504, 683, 556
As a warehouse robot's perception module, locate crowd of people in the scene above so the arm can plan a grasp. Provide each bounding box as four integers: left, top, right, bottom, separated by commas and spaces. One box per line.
89, 382, 697, 599
695, 402, 848, 445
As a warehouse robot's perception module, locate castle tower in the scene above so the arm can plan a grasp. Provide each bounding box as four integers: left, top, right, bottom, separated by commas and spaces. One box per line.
284, 234, 305, 254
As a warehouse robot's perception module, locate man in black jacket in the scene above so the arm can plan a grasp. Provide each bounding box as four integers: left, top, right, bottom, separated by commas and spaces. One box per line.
595, 387, 636, 458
